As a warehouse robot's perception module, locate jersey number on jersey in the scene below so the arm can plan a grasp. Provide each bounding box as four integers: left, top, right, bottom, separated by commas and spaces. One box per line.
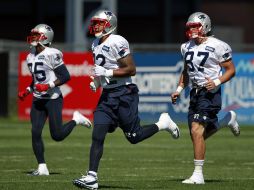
184, 51, 209, 72
28, 62, 46, 82
93, 54, 106, 66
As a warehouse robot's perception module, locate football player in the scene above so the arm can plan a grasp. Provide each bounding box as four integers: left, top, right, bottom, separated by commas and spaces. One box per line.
72, 10, 180, 189
18, 24, 92, 176
171, 12, 240, 184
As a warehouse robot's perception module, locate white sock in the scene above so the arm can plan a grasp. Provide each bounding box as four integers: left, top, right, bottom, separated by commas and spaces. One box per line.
88, 171, 97, 177
193, 159, 204, 175
155, 122, 163, 130
38, 163, 48, 170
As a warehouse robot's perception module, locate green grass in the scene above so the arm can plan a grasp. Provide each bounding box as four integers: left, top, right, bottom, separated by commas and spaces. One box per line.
0, 118, 254, 190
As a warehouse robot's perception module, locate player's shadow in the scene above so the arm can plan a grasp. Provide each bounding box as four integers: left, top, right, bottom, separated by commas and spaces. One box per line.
169, 178, 224, 183
24, 171, 61, 175
99, 185, 133, 189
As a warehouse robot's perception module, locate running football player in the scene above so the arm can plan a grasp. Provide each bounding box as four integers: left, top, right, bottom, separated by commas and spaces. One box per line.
171, 12, 240, 184
73, 10, 180, 189
18, 24, 92, 176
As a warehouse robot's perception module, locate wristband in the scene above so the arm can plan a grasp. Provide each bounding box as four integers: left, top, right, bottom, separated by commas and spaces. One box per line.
213, 79, 221, 87
49, 81, 55, 88
105, 69, 113, 77
26, 86, 33, 93
176, 86, 183, 93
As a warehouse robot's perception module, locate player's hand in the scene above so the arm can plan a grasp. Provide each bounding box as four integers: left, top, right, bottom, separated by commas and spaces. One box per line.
204, 77, 216, 91
18, 90, 30, 101
171, 92, 180, 104
35, 84, 49, 92
89, 76, 101, 92
93, 65, 113, 78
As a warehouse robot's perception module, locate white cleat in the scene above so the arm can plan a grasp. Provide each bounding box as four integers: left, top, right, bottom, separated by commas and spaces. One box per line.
29, 163, 49, 176
156, 113, 180, 139
182, 174, 205, 184
228, 111, 240, 136
72, 111, 92, 129
73, 171, 98, 190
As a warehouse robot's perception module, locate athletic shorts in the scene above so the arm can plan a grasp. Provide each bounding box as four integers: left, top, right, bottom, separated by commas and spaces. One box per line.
188, 87, 221, 129
93, 84, 141, 133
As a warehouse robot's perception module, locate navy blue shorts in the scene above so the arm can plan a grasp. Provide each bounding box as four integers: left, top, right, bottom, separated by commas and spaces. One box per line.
94, 84, 141, 133
188, 87, 221, 130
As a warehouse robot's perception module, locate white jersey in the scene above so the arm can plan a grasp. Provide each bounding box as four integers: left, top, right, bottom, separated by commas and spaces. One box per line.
91, 34, 133, 89
26, 47, 64, 99
181, 36, 232, 88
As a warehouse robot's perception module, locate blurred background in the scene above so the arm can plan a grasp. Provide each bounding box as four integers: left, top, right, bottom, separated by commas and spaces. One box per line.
0, 0, 254, 124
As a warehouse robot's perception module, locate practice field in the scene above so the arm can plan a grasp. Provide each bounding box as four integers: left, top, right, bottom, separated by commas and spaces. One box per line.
0, 118, 253, 190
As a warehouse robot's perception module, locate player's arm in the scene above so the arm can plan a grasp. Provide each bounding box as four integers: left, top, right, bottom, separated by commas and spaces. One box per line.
113, 54, 136, 77
53, 64, 71, 86
205, 59, 235, 91
218, 59, 235, 83
171, 63, 189, 104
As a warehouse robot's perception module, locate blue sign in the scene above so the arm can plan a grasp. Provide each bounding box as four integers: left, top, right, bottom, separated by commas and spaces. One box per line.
133, 53, 254, 125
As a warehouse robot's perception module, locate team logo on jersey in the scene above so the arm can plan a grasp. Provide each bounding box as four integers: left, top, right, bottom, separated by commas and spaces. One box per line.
54, 54, 62, 62
38, 55, 45, 60
222, 53, 230, 60
102, 45, 110, 52
205, 46, 215, 52
118, 46, 128, 57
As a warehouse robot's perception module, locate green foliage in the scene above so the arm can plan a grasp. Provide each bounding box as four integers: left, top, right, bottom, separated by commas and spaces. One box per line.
0, 121, 254, 190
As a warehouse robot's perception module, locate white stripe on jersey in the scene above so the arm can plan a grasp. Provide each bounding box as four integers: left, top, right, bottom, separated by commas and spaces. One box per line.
181, 36, 232, 87
26, 47, 64, 99
92, 34, 133, 89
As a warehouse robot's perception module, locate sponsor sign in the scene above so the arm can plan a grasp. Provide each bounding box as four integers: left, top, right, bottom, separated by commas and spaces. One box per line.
18, 52, 254, 125
222, 54, 254, 124
133, 53, 254, 125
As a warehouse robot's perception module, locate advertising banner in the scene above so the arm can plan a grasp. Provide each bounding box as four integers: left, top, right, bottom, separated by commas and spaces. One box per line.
18, 52, 101, 120
222, 54, 254, 124
18, 52, 254, 125
133, 53, 254, 125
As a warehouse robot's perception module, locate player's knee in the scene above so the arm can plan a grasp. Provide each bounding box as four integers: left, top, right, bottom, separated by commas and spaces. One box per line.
31, 128, 42, 139
51, 134, 64, 141
127, 138, 139, 144
191, 124, 204, 138
92, 135, 104, 144
125, 132, 140, 144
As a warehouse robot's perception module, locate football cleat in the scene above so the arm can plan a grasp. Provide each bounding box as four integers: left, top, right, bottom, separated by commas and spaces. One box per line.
72, 111, 92, 129
219, 110, 240, 136
182, 173, 205, 184
73, 171, 98, 190
29, 164, 49, 176
156, 113, 180, 139
227, 111, 240, 136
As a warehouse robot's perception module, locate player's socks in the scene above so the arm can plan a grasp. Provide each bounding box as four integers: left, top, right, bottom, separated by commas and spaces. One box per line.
182, 159, 205, 184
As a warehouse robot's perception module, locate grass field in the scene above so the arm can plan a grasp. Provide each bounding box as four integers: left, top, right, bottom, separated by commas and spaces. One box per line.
0, 118, 253, 190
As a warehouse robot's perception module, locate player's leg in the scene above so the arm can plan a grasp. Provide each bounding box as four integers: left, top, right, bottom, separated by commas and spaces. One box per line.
182, 88, 212, 184
73, 93, 113, 189
204, 110, 240, 139
118, 84, 179, 144
182, 118, 205, 184
30, 98, 49, 175
46, 96, 91, 141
